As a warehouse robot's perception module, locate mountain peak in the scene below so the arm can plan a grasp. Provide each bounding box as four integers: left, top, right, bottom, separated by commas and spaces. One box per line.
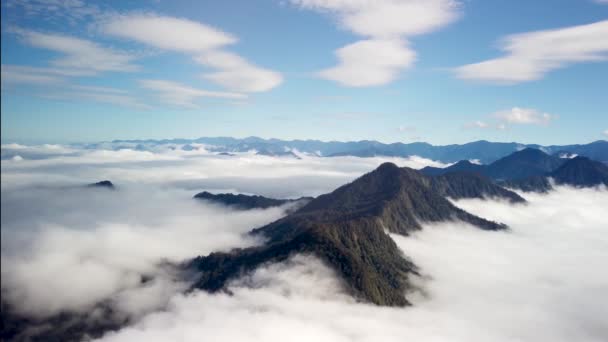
190, 163, 507, 307
87, 180, 115, 189
550, 156, 608, 187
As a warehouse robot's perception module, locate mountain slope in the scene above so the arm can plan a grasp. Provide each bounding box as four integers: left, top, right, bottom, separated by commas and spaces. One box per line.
498, 176, 553, 193
430, 172, 526, 203
194, 191, 311, 210
550, 156, 608, 187
486, 148, 564, 180
421, 160, 488, 176
190, 163, 506, 307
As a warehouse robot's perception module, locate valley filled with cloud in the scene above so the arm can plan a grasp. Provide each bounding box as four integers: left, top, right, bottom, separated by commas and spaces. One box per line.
2, 144, 607, 341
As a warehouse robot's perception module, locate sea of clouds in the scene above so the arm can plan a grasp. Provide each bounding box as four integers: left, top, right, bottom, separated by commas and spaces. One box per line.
1, 143, 607, 341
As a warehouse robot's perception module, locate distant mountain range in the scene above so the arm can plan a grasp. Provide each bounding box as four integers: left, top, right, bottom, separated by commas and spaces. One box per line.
102, 137, 608, 164
421, 148, 608, 192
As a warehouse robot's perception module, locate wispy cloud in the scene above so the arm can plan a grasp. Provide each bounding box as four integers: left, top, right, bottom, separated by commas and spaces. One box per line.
99, 14, 235, 52
99, 14, 283, 93
464, 120, 489, 129
1, 65, 147, 109
455, 20, 608, 83
1, 64, 66, 86
196, 51, 282, 93
465, 107, 554, 131
290, 0, 460, 87
139, 79, 247, 108
11, 28, 138, 73
494, 107, 553, 125
42, 89, 151, 110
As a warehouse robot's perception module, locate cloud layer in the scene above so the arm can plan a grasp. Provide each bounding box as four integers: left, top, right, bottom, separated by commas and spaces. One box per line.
2, 144, 607, 341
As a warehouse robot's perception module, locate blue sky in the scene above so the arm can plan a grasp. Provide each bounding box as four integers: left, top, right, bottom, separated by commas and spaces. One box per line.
1, 0, 607, 145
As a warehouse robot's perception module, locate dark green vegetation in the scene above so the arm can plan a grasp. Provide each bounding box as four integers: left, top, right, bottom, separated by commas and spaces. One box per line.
194, 191, 312, 210
191, 163, 509, 307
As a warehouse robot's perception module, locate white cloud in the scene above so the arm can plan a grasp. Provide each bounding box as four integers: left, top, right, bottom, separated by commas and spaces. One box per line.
593, 0, 608, 4
464, 120, 489, 129
2, 64, 96, 82
1, 65, 147, 109
1, 186, 285, 318
0, 143, 449, 194
292, 0, 460, 37
398, 125, 416, 132
455, 20, 608, 83
196, 51, 283, 92
603, 129, 608, 137
494, 107, 553, 125
1, 64, 66, 85
99, 14, 236, 52
13, 28, 138, 73
318, 39, 416, 87
291, 0, 460, 86
42, 89, 151, 110
139, 79, 247, 108
99, 14, 282, 93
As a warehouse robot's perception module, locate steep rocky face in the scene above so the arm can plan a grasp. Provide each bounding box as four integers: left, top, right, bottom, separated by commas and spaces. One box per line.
190, 163, 507, 307
194, 191, 312, 211
550, 156, 608, 187
430, 172, 526, 203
